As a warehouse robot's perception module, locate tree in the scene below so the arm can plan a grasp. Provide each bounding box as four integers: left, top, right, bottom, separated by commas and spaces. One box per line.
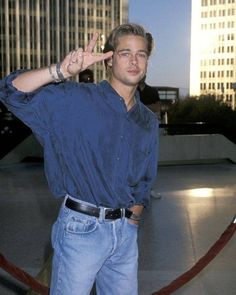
166, 94, 236, 143
168, 94, 236, 128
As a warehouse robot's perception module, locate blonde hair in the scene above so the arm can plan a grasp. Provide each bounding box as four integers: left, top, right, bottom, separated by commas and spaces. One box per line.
103, 23, 154, 68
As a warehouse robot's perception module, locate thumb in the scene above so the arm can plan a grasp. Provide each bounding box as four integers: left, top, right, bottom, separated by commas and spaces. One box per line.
67, 48, 84, 76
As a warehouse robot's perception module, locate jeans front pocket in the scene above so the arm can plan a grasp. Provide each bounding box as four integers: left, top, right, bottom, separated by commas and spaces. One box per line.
127, 218, 139, 228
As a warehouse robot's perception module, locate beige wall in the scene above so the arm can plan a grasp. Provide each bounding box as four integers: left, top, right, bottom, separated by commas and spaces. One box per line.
1, 133, 236, 166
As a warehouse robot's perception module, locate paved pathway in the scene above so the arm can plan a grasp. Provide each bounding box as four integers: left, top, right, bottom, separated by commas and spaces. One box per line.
0, 162, 235, 295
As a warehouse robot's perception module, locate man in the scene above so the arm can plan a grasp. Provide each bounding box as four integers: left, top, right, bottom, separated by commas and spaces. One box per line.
138, 78, 161, 199
138, 75, 160, 114
0, 23, 158, 295
79, 68, 94, 83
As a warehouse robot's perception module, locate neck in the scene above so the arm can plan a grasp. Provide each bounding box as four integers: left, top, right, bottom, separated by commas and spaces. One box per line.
110, 78, 137, 111
125, 95, 136, 111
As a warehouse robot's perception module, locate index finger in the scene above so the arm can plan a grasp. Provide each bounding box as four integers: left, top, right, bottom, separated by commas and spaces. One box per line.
85, 32, 99, 53
91, 51, 113, 64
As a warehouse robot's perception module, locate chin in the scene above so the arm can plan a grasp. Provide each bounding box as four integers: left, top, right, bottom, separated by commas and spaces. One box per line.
126, 77, 143, 86
124, 80, 139, 87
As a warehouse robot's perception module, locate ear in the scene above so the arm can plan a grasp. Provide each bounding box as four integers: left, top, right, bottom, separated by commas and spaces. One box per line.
106, 56, 113, 67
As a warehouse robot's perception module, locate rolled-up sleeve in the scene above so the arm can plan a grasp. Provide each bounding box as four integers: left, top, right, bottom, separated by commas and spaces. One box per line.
0, 71, 63, 145
131, 121, 159, 207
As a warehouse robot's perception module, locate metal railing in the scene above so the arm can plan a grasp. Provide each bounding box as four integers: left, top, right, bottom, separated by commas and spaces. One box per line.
160, 122, 236, 144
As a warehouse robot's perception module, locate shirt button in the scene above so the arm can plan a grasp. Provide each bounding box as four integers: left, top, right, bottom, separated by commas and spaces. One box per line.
117, 157, 120, 161
120, 135, 123, 139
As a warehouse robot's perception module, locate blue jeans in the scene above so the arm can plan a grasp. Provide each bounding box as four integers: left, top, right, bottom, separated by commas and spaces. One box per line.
50, 199, 138, 295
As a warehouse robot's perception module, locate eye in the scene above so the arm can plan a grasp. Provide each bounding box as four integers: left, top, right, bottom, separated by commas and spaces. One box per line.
120, 52, 130, 58
137, 52, 148, 59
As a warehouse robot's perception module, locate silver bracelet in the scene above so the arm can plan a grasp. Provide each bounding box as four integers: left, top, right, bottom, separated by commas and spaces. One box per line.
48, 64, 61, 83
129, 213, 142, 221
56, 62, 66, 81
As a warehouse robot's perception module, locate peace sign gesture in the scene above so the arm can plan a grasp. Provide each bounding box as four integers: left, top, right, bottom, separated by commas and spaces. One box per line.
60, 33, 113, 78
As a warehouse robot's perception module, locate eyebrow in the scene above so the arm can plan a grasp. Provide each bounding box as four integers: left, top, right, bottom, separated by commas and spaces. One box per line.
117, 49, 148, 54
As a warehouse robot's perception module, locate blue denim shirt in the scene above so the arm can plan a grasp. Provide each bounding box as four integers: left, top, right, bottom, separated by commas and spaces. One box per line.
0, 72, 158, 208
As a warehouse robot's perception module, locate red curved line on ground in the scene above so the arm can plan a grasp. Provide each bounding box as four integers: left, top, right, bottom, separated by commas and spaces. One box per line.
0, 252, 49, 295
0, 216, 235, 295
152, 216, 236, 295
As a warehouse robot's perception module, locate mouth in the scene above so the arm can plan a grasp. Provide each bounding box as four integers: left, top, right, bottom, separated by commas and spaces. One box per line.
127, 69, 140, 75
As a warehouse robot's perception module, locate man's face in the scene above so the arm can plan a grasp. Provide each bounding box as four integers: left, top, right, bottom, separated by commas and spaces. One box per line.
109, 35, 149, 87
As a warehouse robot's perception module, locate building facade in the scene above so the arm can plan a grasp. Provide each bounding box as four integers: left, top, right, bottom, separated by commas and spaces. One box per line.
0, 0, 128, 82
190, 0, 236, 109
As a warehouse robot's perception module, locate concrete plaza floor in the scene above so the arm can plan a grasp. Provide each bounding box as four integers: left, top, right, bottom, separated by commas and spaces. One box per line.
0, 161, 235, 295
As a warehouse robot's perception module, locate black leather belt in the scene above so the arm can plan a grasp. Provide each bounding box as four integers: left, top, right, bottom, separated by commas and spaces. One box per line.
65, 198, 133, 220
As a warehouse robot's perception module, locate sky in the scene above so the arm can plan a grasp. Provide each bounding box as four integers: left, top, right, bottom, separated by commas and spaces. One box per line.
129, 0, 191, 96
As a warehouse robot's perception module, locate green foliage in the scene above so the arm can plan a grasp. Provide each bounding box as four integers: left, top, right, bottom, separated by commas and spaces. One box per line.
168, 94, 236, 128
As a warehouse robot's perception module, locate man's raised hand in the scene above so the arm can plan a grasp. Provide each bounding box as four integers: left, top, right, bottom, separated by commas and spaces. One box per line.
60, 33, 113, 78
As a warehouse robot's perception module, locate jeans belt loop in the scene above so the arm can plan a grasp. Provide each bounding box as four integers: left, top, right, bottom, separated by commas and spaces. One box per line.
64, 194, 70, 205
122, 208, 126, 218
99, 207, 106, 221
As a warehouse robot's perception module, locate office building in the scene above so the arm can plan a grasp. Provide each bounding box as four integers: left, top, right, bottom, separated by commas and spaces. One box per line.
0, 0, 128, 82
190, 0, 236, 109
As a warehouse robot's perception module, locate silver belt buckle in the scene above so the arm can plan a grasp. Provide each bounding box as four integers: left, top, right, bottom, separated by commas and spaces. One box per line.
104, 207, 110, 219
99, 206, 109, 220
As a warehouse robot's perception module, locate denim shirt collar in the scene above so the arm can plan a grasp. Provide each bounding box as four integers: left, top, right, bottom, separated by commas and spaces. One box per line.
98, 80, 152, 130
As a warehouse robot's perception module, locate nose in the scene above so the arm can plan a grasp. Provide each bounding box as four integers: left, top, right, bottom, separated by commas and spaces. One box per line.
129, 54, 138, 65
